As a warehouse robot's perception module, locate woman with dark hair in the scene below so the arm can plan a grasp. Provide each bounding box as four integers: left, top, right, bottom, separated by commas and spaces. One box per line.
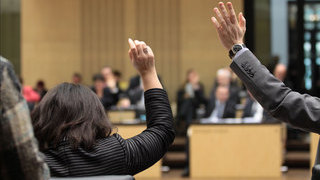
32, 39, 175, 177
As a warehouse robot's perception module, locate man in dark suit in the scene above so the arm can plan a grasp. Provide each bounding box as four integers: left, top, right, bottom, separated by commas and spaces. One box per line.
211, 2, 320, 179
210, 68, 241, 105
205, 85, 236, 120
127, 75, 144, 107
127, 74, 162, 107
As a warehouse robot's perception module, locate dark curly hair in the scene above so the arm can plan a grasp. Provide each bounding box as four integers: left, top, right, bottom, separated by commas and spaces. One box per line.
32, 82, 112, 150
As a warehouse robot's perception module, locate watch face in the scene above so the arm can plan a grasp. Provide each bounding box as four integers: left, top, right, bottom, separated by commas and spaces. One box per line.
233, 45, 242, 52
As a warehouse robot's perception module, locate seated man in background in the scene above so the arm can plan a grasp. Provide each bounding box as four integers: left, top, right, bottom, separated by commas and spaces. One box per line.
210, 68, 241, 105
242, 91, 264, 123
205, 85, 236, 122
127, 74, 162, 119
91, 74, 116, 110
127, 74, 145, 109
176, 69, 207, 133
0, 56, 49, 179
274, 63, 286, 81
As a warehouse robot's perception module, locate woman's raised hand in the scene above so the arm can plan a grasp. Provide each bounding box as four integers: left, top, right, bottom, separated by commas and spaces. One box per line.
128, 38, 156, 76
211, 2, 246, 50
128, 38, 162, 90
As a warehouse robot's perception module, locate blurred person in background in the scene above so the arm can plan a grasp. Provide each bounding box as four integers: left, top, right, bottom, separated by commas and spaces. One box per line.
101, 66, 122, 105
210, 68, 241, 105
177, 69, 207, 177
35, 80, 48, 100
274, 63, 287, 82
72, 73, 82, 85
127, 75, 145, 109
242, 91, 263, 123
20, 77, 40, 111
91, 74, 115, 110
113, 70, 126, 91
205, 85, 236, 121
176, 69, 207, 133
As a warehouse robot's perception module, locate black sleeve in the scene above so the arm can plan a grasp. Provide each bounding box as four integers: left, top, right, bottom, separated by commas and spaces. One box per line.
230, 50, 320, 134
119, 88, 175, 175
100, 88, 115, 109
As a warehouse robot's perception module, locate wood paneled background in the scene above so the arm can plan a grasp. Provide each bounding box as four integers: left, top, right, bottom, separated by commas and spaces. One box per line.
22, 0, 243, 100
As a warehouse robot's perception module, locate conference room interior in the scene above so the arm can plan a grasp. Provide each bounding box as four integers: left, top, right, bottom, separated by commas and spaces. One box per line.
2, 0, 320, 179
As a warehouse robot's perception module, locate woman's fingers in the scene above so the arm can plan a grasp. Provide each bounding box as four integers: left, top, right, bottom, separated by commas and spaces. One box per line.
128, 38, 136, 49
128, 38, 138, 60
134, 40, 144, 55
146, 46, 154, 57
227, 2, 237, 24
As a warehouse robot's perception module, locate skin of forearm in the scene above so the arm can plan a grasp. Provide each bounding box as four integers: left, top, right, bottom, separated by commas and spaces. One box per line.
140, 70, 162, 91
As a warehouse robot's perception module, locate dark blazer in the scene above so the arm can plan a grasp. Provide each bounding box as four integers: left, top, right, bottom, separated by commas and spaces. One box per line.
91, 87, 116, 109
44, 89, 175, 177
127, 75, 143, 105
205, 96, 236, 118
242, 97, 255, 118
230, 49, 320, 179
176, 83, 207, 121
127, 75, 163, 105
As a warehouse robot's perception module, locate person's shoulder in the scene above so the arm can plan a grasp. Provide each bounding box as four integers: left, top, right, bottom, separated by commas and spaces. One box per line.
97, 133, 125, 145
0, 56, 14, 71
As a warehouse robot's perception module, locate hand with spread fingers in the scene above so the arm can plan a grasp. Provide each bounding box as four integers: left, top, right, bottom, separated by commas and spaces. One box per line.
128, 38, 162, 90
211, 2, 246, 50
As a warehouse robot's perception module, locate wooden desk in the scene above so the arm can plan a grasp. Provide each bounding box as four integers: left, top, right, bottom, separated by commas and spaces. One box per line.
310, 133, 319, 170
116, 124, 161, 179
108, 110, 136, 124
189, 124, 283, 178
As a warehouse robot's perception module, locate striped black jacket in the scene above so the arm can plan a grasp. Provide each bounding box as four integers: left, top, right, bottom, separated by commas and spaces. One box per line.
44, 89, 175, 177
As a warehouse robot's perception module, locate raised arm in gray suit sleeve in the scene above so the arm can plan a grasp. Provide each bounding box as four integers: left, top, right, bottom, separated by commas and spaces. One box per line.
230, 49, 320, 134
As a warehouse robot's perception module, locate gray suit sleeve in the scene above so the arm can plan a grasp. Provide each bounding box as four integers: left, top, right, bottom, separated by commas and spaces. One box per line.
230, 50, 320, 134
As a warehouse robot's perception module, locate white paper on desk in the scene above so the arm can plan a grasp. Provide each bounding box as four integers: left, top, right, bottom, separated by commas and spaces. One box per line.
223, 118, 242, 124
200, 117, 219, 124
242, 117, 262, 123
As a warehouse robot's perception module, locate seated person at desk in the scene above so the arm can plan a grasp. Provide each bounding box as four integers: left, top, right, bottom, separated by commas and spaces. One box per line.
31, 39, 175, 177
127, 73, 162, 120
205, 85, 236, 121
91, 74, 115, 110
242, 91, 263, 123
101, 66, 122, 105
210, 68, 241, 105
127, 74, 145, 110
177, 69, 207, 124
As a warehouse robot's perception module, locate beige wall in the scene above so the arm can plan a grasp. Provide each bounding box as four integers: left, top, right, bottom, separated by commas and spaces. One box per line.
21, 0, 243, 100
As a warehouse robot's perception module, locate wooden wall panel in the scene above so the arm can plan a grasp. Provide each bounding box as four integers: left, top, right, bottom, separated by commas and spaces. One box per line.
21, 0, 82, 88
22, 0, 243, 100
180, 0, 243, 96
81, 0, 126, 84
